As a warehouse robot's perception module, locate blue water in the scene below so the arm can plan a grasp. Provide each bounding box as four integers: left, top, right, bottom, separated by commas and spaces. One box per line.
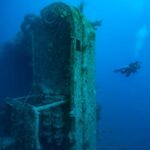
0, 0, 150, 150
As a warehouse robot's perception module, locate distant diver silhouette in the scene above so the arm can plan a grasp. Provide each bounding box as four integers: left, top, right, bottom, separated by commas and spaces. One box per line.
114, 61, 141, 77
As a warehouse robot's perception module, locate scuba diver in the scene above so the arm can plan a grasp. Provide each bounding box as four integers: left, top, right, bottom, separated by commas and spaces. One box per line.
114, 61, 141, 77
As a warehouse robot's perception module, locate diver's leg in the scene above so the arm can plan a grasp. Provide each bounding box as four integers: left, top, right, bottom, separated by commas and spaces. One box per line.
120, 68, 128, 73
125, 71, 131, 77
114, 68, 126, 73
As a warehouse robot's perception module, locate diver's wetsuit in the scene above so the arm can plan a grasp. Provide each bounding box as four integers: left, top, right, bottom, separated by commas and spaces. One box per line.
114, 61, 141, 77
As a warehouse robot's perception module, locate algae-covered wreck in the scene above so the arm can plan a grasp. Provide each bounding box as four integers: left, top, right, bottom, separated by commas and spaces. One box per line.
0, 2, 97, 150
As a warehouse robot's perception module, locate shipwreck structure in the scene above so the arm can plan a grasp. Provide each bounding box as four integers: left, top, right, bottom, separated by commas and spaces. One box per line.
0, 2, 97, 150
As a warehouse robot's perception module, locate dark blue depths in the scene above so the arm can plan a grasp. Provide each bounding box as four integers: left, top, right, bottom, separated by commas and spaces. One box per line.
0, 0, 150, 150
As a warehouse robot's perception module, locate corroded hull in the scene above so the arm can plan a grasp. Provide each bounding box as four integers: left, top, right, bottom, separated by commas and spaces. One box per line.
1, 2, 96, 150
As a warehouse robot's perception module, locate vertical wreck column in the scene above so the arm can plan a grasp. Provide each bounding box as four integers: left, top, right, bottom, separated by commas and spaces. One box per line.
70, 6, 96, 150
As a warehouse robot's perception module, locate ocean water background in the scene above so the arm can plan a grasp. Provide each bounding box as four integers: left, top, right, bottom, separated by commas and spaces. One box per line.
0, 0, 150, 150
